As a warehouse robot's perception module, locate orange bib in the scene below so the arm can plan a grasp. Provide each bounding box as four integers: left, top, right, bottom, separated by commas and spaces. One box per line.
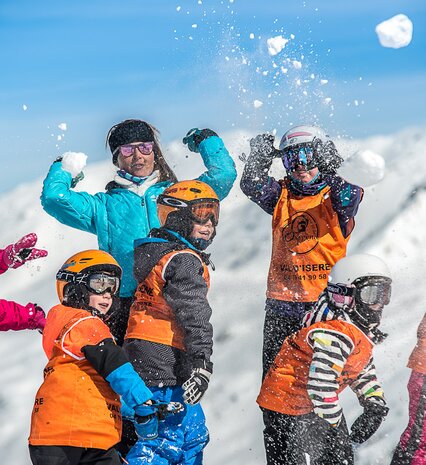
267, 184, 349, 302
257, 319, 373, 415
126, 250, 210, 350
29, 305, 121, 449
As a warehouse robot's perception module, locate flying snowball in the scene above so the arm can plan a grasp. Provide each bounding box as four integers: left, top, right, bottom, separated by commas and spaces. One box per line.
58, 123, 67, 131
267, 35, 289, 56
375, 14, 413, 49
339, 150, 385, 187
253, 100, 263, 108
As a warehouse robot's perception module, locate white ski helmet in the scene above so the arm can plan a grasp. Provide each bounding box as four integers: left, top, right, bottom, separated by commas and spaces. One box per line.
279, 125, 330, 151
328, 254, 392, 331
328, 254, 391, 286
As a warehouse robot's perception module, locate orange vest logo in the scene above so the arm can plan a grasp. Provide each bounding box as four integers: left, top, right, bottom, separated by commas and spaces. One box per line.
282, 211, 319, 255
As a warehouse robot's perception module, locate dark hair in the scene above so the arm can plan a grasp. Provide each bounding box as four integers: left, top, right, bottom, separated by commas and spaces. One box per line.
106, 119, 177, 183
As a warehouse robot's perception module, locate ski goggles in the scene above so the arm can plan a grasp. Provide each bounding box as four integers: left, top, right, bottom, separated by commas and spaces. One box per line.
56, 271, 120, 295
158, 195, 220, 225
282, 145, 316, 171
86, 273, 120, 295
190, 200, 220, 225
114, 142, 154, 158
355, 278, 392, 306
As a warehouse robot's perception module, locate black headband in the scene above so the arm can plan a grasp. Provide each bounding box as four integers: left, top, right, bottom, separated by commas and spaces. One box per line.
108, 120, 155, 163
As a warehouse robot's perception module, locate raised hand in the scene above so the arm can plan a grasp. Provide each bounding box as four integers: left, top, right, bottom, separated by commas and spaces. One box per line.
2, 233, 48, 269
183, 128, 218, 153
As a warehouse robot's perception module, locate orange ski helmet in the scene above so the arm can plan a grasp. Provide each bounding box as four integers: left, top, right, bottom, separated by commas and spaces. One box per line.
157, 180, 220, 249
56, 250, 122, 303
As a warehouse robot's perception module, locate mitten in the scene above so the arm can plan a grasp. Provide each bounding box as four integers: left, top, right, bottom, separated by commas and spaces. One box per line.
182, 360, 213, 405
183, 128, 218, 153
350, 402, 389, 444
27, 304, 46, 331
315, 141, 344, 175
249, 134, 279, 160
2, 233, 48, 269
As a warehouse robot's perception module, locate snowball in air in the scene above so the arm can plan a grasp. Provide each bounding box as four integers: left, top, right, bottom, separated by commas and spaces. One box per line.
339, 150, 385, 187
375, 14, 413, 49
253, 100, 263, 108
267, 35, 289, 56
292, 60, 302, 69
58, 123, 67, 131
22, 104, 28, 111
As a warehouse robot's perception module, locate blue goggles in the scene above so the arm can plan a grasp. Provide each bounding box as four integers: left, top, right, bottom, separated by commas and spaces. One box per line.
282, 146, 316, 171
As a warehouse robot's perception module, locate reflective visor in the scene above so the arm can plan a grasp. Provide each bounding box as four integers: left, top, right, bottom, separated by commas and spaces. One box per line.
282, 146, 316, 171
356, 279, 392, 306
87, 273, 120, 295
190, 201, 220, 225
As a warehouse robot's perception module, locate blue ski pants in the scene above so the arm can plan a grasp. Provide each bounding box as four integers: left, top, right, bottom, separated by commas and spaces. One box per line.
126, 386, 209, 465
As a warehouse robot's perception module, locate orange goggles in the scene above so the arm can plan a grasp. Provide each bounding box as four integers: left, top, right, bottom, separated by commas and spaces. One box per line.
190, 201, 220, 225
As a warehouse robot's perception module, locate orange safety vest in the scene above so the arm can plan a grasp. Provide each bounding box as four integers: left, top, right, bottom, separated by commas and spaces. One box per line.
126, 250, 210, 350
408, 313, 426, 374
267, 183, 350, 302
257, 319, 373, 415
29, 304, 121, 449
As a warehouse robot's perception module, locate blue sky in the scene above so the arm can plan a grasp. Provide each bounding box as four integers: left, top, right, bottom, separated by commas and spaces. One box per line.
0, 0, 425, 192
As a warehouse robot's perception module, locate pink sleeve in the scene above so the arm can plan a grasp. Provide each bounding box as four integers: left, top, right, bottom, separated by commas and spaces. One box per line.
0, 249, 8, 275
0, 299, 33, 331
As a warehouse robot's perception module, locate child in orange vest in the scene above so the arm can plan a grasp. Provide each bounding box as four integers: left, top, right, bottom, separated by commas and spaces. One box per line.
257, 254, 391, 465
391, 312, 426, 465
240, 126, 363, 377
122, 180, 218, 464
29, 250, 163, 465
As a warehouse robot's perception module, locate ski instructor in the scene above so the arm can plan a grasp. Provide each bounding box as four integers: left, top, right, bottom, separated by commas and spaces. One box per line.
40, 119, 237, 344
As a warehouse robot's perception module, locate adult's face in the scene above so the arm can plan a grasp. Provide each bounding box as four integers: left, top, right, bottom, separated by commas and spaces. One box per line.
117, 141, 155, 177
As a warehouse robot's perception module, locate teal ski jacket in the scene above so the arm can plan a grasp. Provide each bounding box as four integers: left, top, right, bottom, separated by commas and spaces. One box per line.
41, 136, 236, 297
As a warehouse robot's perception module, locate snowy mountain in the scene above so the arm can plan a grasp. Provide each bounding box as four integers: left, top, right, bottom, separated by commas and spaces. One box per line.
0, 126, 425, 464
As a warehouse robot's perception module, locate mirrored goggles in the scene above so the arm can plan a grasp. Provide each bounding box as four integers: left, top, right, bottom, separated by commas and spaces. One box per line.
282, 146, 316, 171
86, 273, 120, 295
190, 201, 220, 225
355, 278, 392, 306
115, 142, 154, 158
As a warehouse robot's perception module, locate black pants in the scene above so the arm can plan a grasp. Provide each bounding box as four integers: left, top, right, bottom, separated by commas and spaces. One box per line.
262, 409, 354, 465
29, 445, 121, 465
262, 306, 307, 379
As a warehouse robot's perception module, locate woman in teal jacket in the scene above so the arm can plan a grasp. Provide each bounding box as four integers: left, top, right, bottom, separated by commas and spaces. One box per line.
41, 120, 237, 345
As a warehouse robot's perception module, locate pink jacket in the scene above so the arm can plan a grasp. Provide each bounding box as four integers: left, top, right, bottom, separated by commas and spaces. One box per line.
0, 248, 46, 331
0, 299, 45, 331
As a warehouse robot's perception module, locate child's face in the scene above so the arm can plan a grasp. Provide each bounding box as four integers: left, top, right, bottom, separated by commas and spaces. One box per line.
190, 218, 215, 242
89, 292, 113, 315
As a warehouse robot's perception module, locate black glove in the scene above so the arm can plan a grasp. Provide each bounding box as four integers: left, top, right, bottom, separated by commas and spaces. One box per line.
349, 402, 389, 444
182, 360, 213, 405
315, 140, 344, 175
183, 128, 218, 153
249, 133, 281, 160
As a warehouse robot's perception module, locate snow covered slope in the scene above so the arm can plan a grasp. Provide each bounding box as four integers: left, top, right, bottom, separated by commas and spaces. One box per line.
0, 126, 425, 464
